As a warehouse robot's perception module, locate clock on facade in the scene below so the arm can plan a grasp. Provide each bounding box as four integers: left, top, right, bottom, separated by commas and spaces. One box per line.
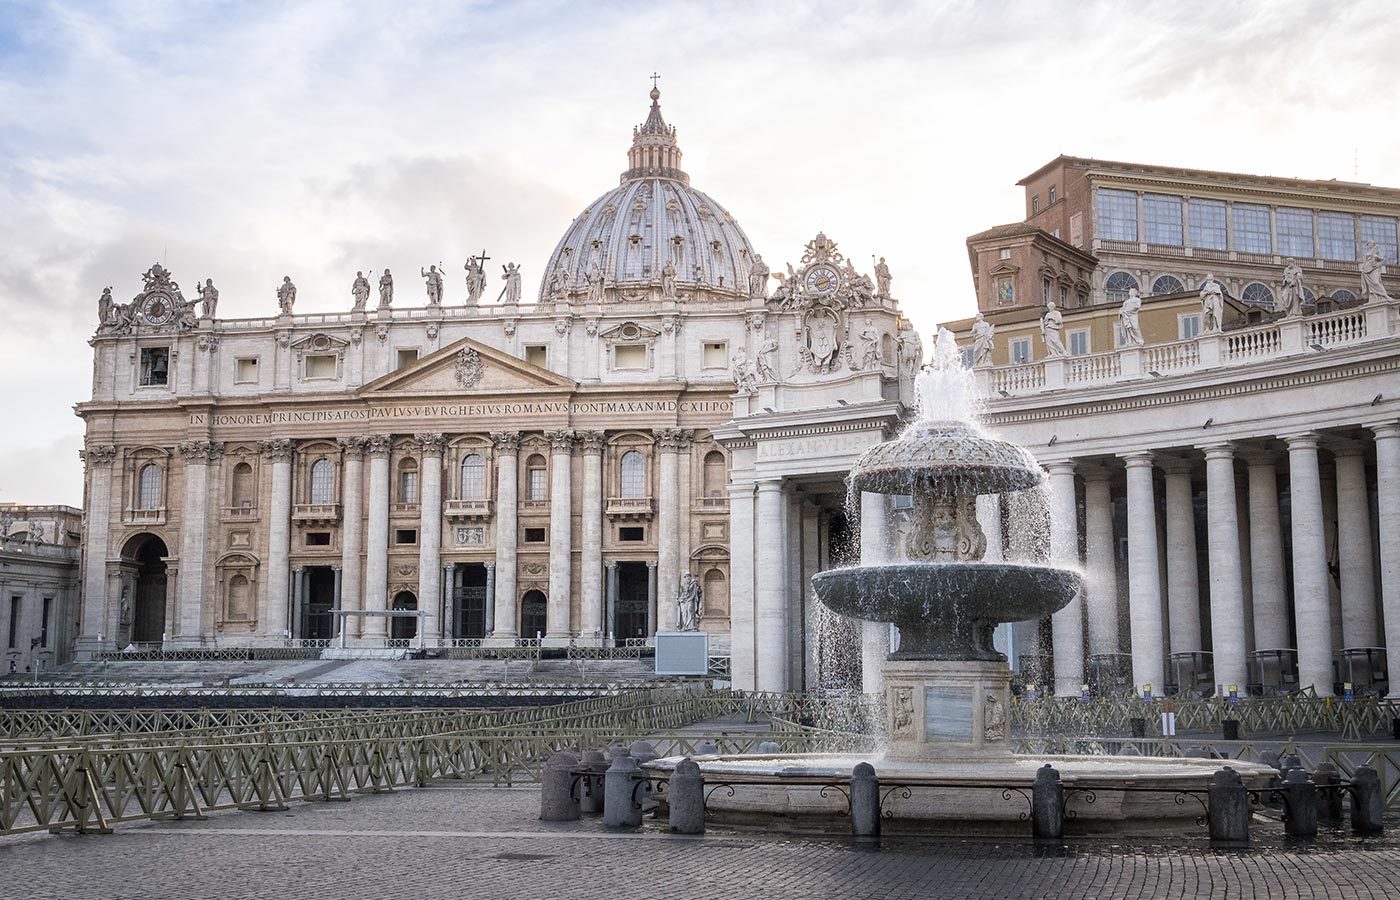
804, 264, 839, 295
141, 293, 174, 326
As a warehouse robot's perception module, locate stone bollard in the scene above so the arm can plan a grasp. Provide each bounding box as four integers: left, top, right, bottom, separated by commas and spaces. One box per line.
539, 751, 580, 822
694, 741, 719, 756
1312, 761, 1344, 823
604, 754, 644, 828
1350, 764, 1384, 834
1258, 749, 1282, 772
629, 741, 658, 806
1279, 753, 1303, 774
756, 740, 781, 755
579, 749, 608, 816
668, 758, 706, 834
849, 762, 881, 839
1031, 764, 1064, 840
1207, 766, 1250, 844
1282, 768, 1318, 837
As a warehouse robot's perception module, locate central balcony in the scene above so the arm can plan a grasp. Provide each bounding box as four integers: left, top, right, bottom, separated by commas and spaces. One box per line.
292, 503, 341, 525
444, 499, 494, 520
605, 496, 655, 520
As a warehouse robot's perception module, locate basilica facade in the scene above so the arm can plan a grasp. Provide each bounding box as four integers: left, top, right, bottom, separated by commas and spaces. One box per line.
75, 87, 921, 692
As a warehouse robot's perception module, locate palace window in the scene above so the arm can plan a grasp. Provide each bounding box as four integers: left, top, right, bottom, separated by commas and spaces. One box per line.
619, 526, 644, 542
395, 529, 417, 545
8, 597, 18, 649
304, 354, 337, 379
460, 454, 486, 500
1031, 196, 1040, 215
1179, 314, 1202, 340
1068, 330, 1090, 356
137, 464, 162, 509
1151, 275, 1185, 295
1059, 285, 1068, 307
525, 345, 548, 368
305, 532, 331, 546
620, 451, 646, 498
999, 248, 1011, 260
1276, 207, 1314, 258
1048, 186, 1057, 204
139, 347, 170, 386
702, 341, 727, 369
309, 459, 334, 504
398, 460, 419, 504
1143, 194, 1183, 246
959, 347, 975, 368
1010, 338, 1031, 365
1241, 282, 1276, 307
231, 462, 255, 511
614, 344, 647, 369
523, 527, 547, 543
526, 454, 548, 500
703, 451, 726, 498
1232, 203, 1272, 254
1105, 271, 1138, 304
235, 358, 259, 384
1318, 212, 1357, 261
1188, 199, 1227, 250
1361, 215, 1398, 263
1041, 277, 1051, 305
1096, 189, 1138, 242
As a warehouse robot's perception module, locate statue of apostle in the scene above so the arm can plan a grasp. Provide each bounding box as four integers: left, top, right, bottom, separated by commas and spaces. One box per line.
378, 269, 394, 308
587, 262, 606, 305
660, 259, 678, 299
747, 254, 769, 298
1199, 273, 1223, 333
350, 271, 371, 311
196, 279, 219, 318
502, 263, 522, 304
465, 256, 487, 305
97, 286, 114, 327
276, 276, 297, 315
971, 313, 995, 366
421, 265, 444, 306
1119, 288, 1144, 346
1039, 301, 1066, 357
873, 256, 892, 297
1360, 241, 1392, 302
676, 572, 703, 631
1279, 258, 1305, 317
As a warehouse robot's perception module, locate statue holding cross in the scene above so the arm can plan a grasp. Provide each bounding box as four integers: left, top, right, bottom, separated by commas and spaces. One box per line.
465, 250, 490, 305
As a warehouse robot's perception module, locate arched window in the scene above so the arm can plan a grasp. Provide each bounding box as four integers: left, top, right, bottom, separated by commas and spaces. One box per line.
309, 459, 334, 504
1302, 287, 1316, 305
227, 574, 251, 620
231, 462, 254, 511
398, 459, 419, 504
526, 454, 548, 501
1150, 275, 1184, 295
1241, 282, 1275, 307
1331, 289, 1357, 304
620, 451, 646, 498
137, 464, 162, 509
1105, 271, 1139, 303
460, 453, 486, 500
703, 451, 726, 498
703, 568, 728, 616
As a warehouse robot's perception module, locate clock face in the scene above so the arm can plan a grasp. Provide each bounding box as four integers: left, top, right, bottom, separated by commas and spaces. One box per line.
804, 265, 839, 295
141, 293, 174, 325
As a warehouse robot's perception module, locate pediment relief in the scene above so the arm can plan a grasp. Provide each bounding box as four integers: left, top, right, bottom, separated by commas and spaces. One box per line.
290, 333, 350, 354
599, 321, 660, 344
361, 336, 575, 395
987, 262, 1020, 277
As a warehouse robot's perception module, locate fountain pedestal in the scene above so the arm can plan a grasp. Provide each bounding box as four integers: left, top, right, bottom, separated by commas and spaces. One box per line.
884, 659, 1011, 760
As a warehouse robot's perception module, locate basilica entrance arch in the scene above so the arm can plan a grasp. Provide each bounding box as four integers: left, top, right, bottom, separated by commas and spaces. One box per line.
120, 533, 168, 645
519, 590, 547, 640
390, 591, 417, 640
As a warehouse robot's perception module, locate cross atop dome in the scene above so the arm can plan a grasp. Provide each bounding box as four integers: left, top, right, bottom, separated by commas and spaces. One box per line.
624, 78, 687, 185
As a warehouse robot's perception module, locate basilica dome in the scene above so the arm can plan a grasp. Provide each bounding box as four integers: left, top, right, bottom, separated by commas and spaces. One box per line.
538, 87, 760, 302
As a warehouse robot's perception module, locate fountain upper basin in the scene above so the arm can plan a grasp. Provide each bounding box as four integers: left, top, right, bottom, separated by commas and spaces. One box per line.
848, 422, 1045, 497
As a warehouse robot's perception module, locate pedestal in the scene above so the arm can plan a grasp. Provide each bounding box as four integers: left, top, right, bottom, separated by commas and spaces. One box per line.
883, 658, 1012, 761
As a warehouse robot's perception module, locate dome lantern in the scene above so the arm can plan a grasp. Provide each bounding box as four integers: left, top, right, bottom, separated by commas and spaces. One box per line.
622, 85, 687, 185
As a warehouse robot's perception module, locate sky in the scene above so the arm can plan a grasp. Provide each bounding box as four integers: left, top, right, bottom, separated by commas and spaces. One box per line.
3, 0, 1400, 507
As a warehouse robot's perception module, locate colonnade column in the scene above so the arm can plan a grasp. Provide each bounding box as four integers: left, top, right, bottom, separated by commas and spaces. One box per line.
483, 562, 496, 637
1122, 452, 1165, 696
1046, 462, 1083, 696
1202, 443, 1248, 692
1284, 433, 1334, 695
175, 441, 220, 645
337, 437, 366, 639
363, 435, 392, 639
415, 433, 445, 645
78, 445, 117, 651
1333, 445, 1379, 648
545, 429, 575, 642
604, 561, 618, 641
491, 432, 520, 639
728, 482, 756, 690
578, 431, 605, 642
1161, 460, 1202, 657
1081, 467, 1120, 657
655, 428, 689, 632
1245, 454, 1289, 651
260, 438, 294, 642
859, 491, 891, 694
646, 562, 658, 634
1370, 422, 1400, 671
755, 479, 789, 692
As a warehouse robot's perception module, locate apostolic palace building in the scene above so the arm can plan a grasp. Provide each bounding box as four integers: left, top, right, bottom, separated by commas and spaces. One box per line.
63, 88, 1400, 700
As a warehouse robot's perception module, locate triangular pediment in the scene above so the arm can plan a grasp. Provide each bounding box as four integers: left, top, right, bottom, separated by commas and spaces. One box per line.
361, 336, 576, 395
988, 262, 1020, 277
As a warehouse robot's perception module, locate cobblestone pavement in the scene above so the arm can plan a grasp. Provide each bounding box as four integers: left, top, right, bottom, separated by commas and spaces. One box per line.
3, 784, 1398, 899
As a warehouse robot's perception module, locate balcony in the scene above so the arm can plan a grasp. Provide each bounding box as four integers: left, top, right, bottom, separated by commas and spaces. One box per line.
391, 501, 420, 515
444, 498, 494, 520
696, 496, 729, 511
520, 499, 550, 513
224, 505, 258, 520
605, 496, 655, 520
292, 503, 341, 524
125, 507, 166, 526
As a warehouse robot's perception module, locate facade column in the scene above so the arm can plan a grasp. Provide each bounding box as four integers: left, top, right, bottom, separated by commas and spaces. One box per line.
414, 433, 445, 645
175, 441, 218, 645
490, 432, 520, 639
331, 565, 343, 639
1122, 452, 1165, 696
78, 445, 118, 652
484, 562, 496, 637
1081, 467, 1120, 657
655, 428, 690, 632
545, 429, 575, 642
291, 565, 305, 638
604, 560, 618, 641
859, 491, 891, 694
1285, 433, 1334, 695
1161, 460, 1202, 657
755, 479, 789, 692
578, 431, 605, 641
337, 437, 366, 638
363, 435, 392, 639
1046, 461, 1084, 696
646, 561, 658, 635
1334, 446, 1379, 648
1245, 454, 1289, 651
1202, 443, 1248, 692
260, 438, 294, 642
728, 481, 756, 690
1369, 422, 1400, 674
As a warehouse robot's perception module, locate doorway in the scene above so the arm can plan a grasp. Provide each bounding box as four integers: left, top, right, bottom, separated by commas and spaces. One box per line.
391, 591, 417, 639
123, 534, 168, 644
301, 567, 336, 640
454, 564, 489, 639
519, 589, 547, 640
616, 562, 649, 640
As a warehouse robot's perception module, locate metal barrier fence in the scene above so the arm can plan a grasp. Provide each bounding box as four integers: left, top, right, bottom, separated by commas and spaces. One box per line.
0, 679, 687, 700
1012, 694, 1400, 739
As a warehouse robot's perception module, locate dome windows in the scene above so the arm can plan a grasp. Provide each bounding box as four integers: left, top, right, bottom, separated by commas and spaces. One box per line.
1150, 275, 1185, 295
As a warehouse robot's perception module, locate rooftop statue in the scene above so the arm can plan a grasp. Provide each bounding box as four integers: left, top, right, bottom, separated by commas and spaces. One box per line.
971, 313, 995, 367
97, 286, 114, 327
465, 255, 488, 305
197, 279, 219, 318
873, 256, 892, 297
748, 254, 769, 298
1360, 241, 1392, 302
421, 264, 444, 306
277, 276, 297, 315
548, 262, 570, 302
587, 262, 605, 304
1119, 288, 1144, 346
1040, 300, 1066, 357
350, 272, 370, 312
1279, 258, 1305, 318
1200, 273, 1223, 333
502, 263, 522, 304
660, 259, 678, 299
378, 269, 394, 308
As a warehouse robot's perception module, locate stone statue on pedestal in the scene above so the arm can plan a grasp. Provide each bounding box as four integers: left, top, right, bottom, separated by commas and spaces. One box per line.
1279, 258, 1305, 318
350, 272, 371, 311
587, 263, 606, 305
1199, 273, 1223, 333
1119, 289, 1144, 346
730, 347, 756, 393
874, 256, 892, 297
378, 269, 394, 308
277, 276, 297, 315
660, 260, 678, 299
859, 321, 882, 370
196, 279, 219, 318
548, 263, 570, 302
421, 265, 444, 306
1360, 241, 1392, 302
755, 336, 779, 384
676, 572, 702, 631
502, 263, 522, 304
748, 254, 769, 298
465, 256, 488, 305
971, 313, 994, 367
1039, 301, 1066, 357
98, 287, 114, 327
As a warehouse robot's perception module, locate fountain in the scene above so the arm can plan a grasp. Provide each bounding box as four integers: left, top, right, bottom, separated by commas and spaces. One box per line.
646, 330, 1274, 833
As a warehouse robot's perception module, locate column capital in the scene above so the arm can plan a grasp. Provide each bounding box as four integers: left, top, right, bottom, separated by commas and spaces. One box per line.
83, 444, 119, 467
654, 428, 694, 451
258, 438, 295, 462
1366, 420, 1400, 440
338, 436, 368, 458
544, 428, 576, 452
490, 430, 522, 453
331, 564, 342, 572
365, 434, 393, 458
292, 565, 305, 574
645, 560, 658, 570
576, 430, 606, 453
1282, 431, 1322, 451
755, 477, 784, 491
1197, 442, 1237, 461
1236, 446, 1280, 467
177, 440, 224, 463
1325, 439, 1367, 458
412, 432, 447, 456
604, 559, 618, 571
1119, 450, 1155, 468
1044, 460, 1078, 476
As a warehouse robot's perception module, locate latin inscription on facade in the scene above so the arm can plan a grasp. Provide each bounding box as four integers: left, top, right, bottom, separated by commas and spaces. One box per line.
756, 432, 878, 462
190, 399, 732, 427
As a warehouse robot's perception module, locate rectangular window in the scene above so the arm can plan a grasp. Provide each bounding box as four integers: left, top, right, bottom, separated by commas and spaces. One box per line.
1188, 198, 1227, 250
614, 345, 647, 369
1031, 196, 1040, 215
1361, 215, 1399, 264
396, 349, 419, 369
525, 345, 548, 368
1276, 207, 1314, 258
235, 358, 259, 383
1068, 330, 1090, 356
1041, 278, 1051, 305
528, 467, 548, 501
1010, 338, 1031, 365
1069, 213, 1083, 247
1179, 314, 1202, 340
1232, 203, 1272, 254
618, 526, 645, 542
395, 529, 417, 545
702, 341, 727, 368
304, 354, 337, 379
1317, 212, 1356, 261
139, 347, 170, 386
399, 470, 419, 504
40, 597, 51, 648
1096, 188, 1138, 242
523, 527, 547, 543
998, 248, 1011, 260
305, 532, 331, 546
7, 596, 18, 649
1142, 194, 1183, 246
1048, 186, 1057, 204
